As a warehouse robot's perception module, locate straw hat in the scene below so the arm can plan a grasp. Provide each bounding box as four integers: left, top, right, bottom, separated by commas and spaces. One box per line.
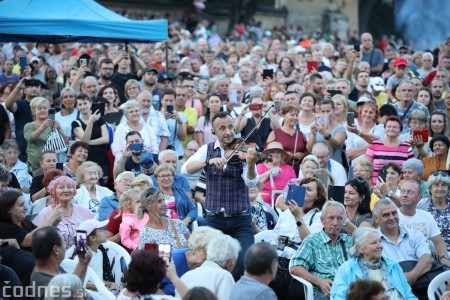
263, 141, 288, 161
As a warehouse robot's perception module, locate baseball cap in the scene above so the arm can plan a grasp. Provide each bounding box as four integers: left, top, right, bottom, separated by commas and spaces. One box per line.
394, 57, 408, 67
140, 151, 154, 169
356, 96, 372, 106
157, 71, 174, 83
370, 77, 385, 92
144, 66, 158, 74
24, 78, 42, 87
77, 219, 109, 236
30, 56, 40, 64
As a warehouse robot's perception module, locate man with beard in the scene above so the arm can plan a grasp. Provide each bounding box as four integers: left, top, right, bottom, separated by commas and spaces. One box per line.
430, 78, 445, 110
136, 90, 169, 151
97, 58, 115, 87
5, 77, 41, 162
182, 77, 203, 117
142, 66, 163, 111
348, 71, 370, 102
308, 73, 324, 96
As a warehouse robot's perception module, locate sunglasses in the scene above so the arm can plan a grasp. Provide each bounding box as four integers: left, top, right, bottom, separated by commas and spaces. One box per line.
431, 170, 449, 177
146, 187, 159, 197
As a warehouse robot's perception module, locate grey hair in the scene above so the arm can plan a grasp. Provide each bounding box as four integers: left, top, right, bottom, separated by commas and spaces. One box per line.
401, 158, 424, 176
426, 172, 450, 194
206, 234, 241, 268
115, 171, 135, 183
60, 87, 77, 98
300, 154, 320, 169
158, 149, 178, 162
372, 198, 396, 217
45, 274, 83, 300
350, 227, 379, 257
321, 200, 346, 219
398, 80, 416, 93
122, 99, 141, 118
422, 52, 434, 62
336, 78, 351, 89
188, 226, 223, 250
2, 139, 19, 151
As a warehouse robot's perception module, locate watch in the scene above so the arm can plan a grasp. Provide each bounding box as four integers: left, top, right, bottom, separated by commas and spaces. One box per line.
325, 134, 332, 140
296, 221, 303, 227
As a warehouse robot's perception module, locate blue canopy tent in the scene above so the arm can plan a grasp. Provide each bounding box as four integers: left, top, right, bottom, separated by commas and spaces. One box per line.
0, 0, 168, 43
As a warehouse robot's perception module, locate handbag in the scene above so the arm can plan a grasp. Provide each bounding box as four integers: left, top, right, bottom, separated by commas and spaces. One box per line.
399, 260, 448, 291
169, 218, 182, 248
43, 127, 67, 154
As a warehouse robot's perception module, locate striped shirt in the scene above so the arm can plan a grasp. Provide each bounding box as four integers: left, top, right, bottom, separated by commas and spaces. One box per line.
290, 229, 352, 295
365, 140, 414, 185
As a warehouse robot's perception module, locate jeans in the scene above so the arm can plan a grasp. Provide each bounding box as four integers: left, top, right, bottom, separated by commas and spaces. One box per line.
206, 214, 254, 281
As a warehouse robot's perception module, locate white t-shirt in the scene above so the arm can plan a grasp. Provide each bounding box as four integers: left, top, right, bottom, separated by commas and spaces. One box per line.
398, 209, 441, 241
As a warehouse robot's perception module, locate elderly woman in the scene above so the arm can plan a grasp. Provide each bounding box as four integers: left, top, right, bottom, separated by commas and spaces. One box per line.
138, 187, 190, 250
276, 154, 319, 211
124, 79, 141, 101
352, 157, 375, 190
399, 109, 429, 158
422, 136, 450, 181
402, 158, 429, 199
72, 161, 113, 217
331, 227, 416, 300
365, 116, 414, 186
112, 100, 158, 167
371, 162, 402, 209
63, 141, 89, 182
346, 100, 385, 168
72, 93, 110, 181
154, 164, 197, 228
25, 97, 68, 170
3, 139, 30, 193
417, 171, 450, 251
131, 173, 153, 190
45, 274, 83, 300
270, 177, 326, 300
256, 142, 296, 206
34, 176, 93, 247
342, 178, 373, 235
28, 169, 65, 219
266, 104, 309, 175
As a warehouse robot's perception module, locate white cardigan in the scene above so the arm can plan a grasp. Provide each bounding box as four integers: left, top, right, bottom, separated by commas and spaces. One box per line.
72, 184, 113, 219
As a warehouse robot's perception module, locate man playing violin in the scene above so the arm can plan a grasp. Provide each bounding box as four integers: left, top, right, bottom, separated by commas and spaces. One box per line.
181, 111, 259, 280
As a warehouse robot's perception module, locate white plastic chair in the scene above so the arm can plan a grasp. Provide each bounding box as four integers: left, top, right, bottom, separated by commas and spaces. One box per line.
427, 270, 450, 300
60, 259, 116, 300
289, 260, 314, 300
102, 241, 131, 286
192, 202, 203, 230
254, 230, 274, 243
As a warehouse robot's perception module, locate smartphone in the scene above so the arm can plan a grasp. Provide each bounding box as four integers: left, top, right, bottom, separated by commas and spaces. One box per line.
286, 185, 306, 207
315, 115, 329, 127
80, 58, 87, 67
262, 69, 274, 79
20, 56, 28, 71
328, 185, 345, 203
158, 244, 172, 265
130, 143, 144, 151
91, 102, 105, 117
196, 83, 204, 93
144, 243, 158, 251
307, 61, 318, 73
412, 129, 429, 143
48, 108, 56, 120
347, 112, 355, 126
249, 103, 263, 111
328, 90, 342, 97
56, 163, 64, 171
274, 100, 282, 113
76, 230, 88, 256
229, 90, 238, 104
167, 104, 174, 114
354, 44, 360, 52
378, 169, 387, 182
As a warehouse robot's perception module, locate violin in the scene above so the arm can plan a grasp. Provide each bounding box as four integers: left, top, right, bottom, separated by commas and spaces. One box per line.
224, 138, 272, 166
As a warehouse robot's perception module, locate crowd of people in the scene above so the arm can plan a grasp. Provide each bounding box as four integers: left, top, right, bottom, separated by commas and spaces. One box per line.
0, 15, 450, 300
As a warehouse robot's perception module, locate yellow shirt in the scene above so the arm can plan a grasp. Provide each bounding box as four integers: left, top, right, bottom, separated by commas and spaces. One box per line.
374, 92, 389, 107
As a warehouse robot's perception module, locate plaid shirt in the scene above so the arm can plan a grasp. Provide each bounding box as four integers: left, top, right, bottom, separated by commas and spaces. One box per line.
290, 229, 352, 295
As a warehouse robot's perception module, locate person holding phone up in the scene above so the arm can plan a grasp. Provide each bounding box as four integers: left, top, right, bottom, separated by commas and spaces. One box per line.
160, 88, 187, 156
24, 97, 68, 171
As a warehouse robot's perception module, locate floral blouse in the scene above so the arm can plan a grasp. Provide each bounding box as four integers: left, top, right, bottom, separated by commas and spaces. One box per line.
138, 218, 189, 250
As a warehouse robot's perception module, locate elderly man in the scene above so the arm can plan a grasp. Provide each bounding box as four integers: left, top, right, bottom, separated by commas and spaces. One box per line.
230, 242, 278, 300
180, 234, 240, 300
398, 180, 450, 268
310, 142, 347, 186
290, 200, 352, 299
81, 76, 99, 99
360, 32, 384, 76
373, 198, 433, 298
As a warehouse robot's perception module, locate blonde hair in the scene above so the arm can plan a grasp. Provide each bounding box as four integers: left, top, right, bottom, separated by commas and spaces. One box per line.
331, 94, 348, 114
30, 97, 50, 116
131, 174, 153, 189
116, 188, 143, 219
188, 226, 223, 250
154, 164, 175, 177
76, 161, 103, 184
137, 187, 163, 219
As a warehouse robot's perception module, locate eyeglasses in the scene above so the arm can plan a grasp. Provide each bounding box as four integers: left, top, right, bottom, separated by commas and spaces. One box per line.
146, 187, 158, 197
431, 171, 449, 177
119, 179, 132, 184
353, 169, 369, 173
157, 174, 173, 179
170, 60, 180, 63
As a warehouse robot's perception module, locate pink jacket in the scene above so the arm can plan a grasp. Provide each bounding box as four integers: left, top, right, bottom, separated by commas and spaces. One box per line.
119, 212, 149, 250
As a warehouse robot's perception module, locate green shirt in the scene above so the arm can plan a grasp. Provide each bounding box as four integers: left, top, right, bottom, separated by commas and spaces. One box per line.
24, 122, 51, 170
290, 229, 352, 295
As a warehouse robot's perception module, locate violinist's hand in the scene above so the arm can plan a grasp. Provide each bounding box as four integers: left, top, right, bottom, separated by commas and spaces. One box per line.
246, 147, 258, 166
209, 157, 227, 169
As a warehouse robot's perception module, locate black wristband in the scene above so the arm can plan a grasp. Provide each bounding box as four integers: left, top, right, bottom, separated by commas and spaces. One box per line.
325, 134, 332, 140
205, 158, 210, 166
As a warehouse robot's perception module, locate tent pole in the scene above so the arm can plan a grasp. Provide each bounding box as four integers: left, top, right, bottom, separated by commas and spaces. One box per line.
165, 41, 169, 72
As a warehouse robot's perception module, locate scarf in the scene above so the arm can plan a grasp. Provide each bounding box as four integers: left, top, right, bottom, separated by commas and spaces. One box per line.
357, 257, 397, 297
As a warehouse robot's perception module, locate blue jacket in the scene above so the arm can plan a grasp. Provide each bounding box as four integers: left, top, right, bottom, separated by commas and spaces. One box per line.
330, 256, 417, 300
97, 193, 118, 221
173, 187, 197, 222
